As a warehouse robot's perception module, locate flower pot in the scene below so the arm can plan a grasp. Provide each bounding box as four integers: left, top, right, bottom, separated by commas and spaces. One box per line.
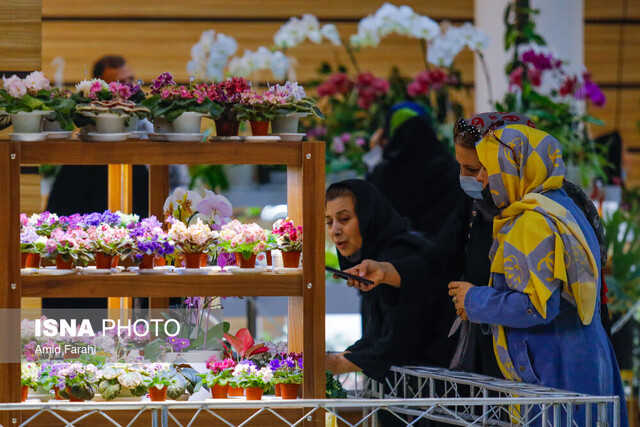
280, 383, 300, 400
183, 253, 203, 269
244, 387, 263, 401
155, 255, 166, 266
148, 386, 168, 402
228, 386, 244, 397
139, 254, 155, 270
69, 394, 84, 402
56, 255, 73, 270
21, 253, 28, 269
53, 386, 63, 400
95, 253, 114, 269
21, 385, 29, 402
250, 120, 269, 136
282, 251, 301, 268
274, 383, 281, 397
25, 253, 41, 269
11, 111, 47, 133
201, 253, 208, 267
173, 112, 205, 134
153, 118, 173, 133
271, 112, 309, 134
266, 251, 273, 267
236, 253, 256, 269
215, 120, 240, 137
211, 384, 229, 399
111, 255, 120, 268
42, 118, 63, 132
125, 116, 139, 133
95, 113, 127, 133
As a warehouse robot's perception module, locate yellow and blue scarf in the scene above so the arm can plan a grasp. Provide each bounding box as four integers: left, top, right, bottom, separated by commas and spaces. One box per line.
475, 124, 599, 381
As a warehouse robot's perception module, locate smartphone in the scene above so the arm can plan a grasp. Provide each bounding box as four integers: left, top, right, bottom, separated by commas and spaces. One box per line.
325, 266, 374, 286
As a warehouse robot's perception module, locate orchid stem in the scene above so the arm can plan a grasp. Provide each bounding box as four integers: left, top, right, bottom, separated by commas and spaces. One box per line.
420, 39, 431, 71
342, 39, 361, 75
476, 51, 494, 107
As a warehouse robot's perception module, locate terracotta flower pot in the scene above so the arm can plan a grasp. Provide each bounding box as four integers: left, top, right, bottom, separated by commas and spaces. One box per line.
21, 385, 28, 402
21, 253, 28, 269
53, 386, 63, 400
25, 253, 41, 269
244, 387, 263, 401
56, 255, 73, 270
111, 255, 120, 268
280, 383, 300, 400
139, 254, 155, 270
274, 383, 281, 397
281, 251, 301, 268
155, 255, 166, 266
95, 253, 114, 269
228, 386, 244, 397
236, 253, 256, 269
69, 394, 84, 402
183, 253, 203, 269
148, 386, 168, 402
201, 253, 208, 267
250, 120, 269, 136
215, 120, 240, 137
211, 384, 229, 399
266, 251, 273, 267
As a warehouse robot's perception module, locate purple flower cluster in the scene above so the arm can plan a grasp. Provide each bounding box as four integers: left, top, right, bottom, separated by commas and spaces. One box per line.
521, 50, 562, 72
166, 336, 190, 351
84, 210, 121, 227
151, 72, 177, 94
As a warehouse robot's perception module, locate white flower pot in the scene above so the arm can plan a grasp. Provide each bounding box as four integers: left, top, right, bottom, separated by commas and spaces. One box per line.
95, 113, 127, 133
10, 111, 49, 133
271, 111, 309, 134
153, 118, 173, 133
124, 116, 139, 133
172, 112, 205, 134
42, 118, 63, 132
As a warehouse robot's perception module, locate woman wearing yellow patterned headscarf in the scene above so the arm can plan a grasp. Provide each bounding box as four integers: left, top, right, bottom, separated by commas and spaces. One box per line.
448, 114, 627, 426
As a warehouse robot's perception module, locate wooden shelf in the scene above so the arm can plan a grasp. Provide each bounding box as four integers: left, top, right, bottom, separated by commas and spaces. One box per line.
18, 140, 305, 165
20, 273, 303, 298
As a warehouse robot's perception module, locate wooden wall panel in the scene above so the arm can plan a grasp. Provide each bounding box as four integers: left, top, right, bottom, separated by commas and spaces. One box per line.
584, 24, 623, 86
41, 21, 476, 85
0, 0, 41, 72
585, 0, 640, 20
590, 89, 640, 148
42, 0, 474, 20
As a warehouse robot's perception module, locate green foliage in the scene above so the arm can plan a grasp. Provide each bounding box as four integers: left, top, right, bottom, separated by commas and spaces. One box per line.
141, 94, 222, 121
189, 165, 229, 193
0, 88, 76, 131
325, 370, 347, 398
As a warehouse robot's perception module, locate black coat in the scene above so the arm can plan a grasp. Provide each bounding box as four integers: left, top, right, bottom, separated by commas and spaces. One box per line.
329, 179, 457, 381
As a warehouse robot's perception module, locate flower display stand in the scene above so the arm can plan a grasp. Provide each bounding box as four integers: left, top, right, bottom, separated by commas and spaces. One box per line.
0, 139, 326, 426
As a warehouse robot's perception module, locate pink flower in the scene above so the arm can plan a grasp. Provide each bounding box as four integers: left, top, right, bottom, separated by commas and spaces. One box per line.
89, 81, 104, 100
355, 137, 366, 146
332, 136, 345, 154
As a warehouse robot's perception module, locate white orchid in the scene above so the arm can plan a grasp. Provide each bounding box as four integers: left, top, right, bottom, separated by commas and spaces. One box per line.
321, 24, 342, 46
188, 30, 238, 82
227, 47, 290, 80
274, 14, 341, 49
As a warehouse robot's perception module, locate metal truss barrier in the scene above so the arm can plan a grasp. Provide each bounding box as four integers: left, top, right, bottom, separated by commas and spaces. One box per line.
0, 366, 620, 426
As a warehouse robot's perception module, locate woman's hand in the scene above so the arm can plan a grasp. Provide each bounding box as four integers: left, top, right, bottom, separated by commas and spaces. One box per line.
325, 352, 362, 374
340, 260, 401, 291
448, 281, 475, 320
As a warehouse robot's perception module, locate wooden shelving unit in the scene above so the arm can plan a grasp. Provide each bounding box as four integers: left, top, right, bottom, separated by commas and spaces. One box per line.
0, 139, 326, 426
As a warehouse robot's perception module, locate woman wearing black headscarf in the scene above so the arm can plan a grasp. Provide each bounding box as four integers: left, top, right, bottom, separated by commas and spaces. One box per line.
324, 179, 456, 381
367, 104, 464, 238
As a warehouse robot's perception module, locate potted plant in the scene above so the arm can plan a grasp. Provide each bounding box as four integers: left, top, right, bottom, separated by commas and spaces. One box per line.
20, 224, 46, 269
44, 227, 93, 269
264, 231, 278, 267
231, 362, 273, 400
129, 216, 174, 269
97, 363, 150, 401
167, 218, 218, 268
270, 354, 303, 399
142, 364, 177, 402
218, 220, 267, 268
264, 81, 324, 134
142, 72, 221, 134
272, 218, 303, 268
0, 71, 75, 134
199, 357, 237, 398
38, 361, 69, 400
234, 90, 280, 136
56, 363, 99, 402
87, 224, 133, 269
21, 362, 39, 402
204, 77, 251, 137
221, 328, 269, 396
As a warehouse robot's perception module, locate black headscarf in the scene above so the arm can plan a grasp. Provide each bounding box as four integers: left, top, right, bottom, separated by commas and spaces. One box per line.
367, 116, 464, 238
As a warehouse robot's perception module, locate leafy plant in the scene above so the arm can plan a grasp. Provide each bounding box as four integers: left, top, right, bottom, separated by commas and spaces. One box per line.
221, 328, 270, 362
325, 370, 347, 398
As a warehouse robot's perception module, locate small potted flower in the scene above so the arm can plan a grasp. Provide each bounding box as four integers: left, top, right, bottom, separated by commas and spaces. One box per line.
44, 227, 93, 269
21, 362, 39, 402
142, 72, 221, 134
87, 224, 133, 269
142, 364, 177, 402
56, 363, 99, 402
234, 90, 280, 136
270, 354, 303, 399
264, 81, 324, 134
207, 77, 252, 136
218, 220, 267, 268
199, 357, 237, 398
38, 362, 70, 400
264, 231, 278, 267
129, 216, 174, 270
20, 224, 46, 269
0, 71, 75, 135
272, 218, 303, 268
232, 362, 273, 401
167, 218, 218, 268
97, 363, 149, 400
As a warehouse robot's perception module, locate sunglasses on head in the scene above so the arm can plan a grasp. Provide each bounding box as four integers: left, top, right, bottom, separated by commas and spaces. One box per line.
454, 117, 519, 166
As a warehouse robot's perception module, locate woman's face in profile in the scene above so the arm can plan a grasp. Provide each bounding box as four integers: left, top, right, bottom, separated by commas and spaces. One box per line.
454, 143, 489, 188
325, 196, 363, 257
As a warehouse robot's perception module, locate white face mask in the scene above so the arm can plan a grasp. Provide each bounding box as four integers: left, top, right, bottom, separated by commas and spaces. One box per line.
459, 175, 483, 199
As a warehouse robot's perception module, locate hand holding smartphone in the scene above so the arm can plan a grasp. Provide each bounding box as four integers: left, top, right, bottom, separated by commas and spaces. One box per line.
325, 266, 374, 286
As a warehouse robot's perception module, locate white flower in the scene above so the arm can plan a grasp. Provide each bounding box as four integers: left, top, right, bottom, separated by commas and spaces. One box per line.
118, 371, 143, 389
270, 52, 289, 80
24, 71, 51, 92
321, 24, 342, 46
74, 78, 108, 97
213, 33, 238, 57
258, 367, 273, 383
2, 75, 27, 98
458, 22, 489, 51
188, 30, 237, 82
227, 47, 290, 80
409, 15, 440, 41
